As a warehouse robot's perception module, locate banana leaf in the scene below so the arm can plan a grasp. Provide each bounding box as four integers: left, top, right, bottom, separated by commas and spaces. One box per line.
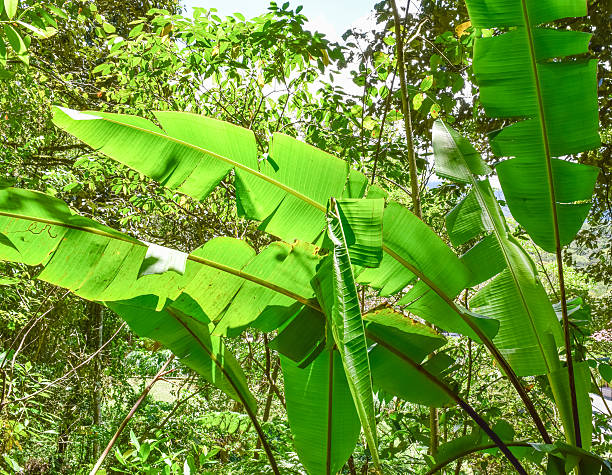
433, 120, 562, 377
52, 107, 497, 342
311, 198, 379, 466
282, 349, 361, 475
465, 0, 600, 253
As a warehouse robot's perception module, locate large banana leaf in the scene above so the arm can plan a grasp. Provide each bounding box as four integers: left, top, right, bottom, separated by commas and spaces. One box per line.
433, 121, 594, 447
0, 188, 323, 333
312, 198, 379, 467
465, 0, 600, 252
52, 107, 497, 343
52, 107, 348, 245
282, 349, 361, 475
0, 188, 335, 368
433, 120, 562, 377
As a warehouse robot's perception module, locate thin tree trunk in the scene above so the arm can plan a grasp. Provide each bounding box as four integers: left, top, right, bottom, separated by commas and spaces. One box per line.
389, 0, 436, 455
389, 0, 422, 219
92, 303, 104, 459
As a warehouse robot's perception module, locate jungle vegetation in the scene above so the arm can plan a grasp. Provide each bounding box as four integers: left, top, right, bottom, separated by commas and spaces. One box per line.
0, 0, 610, 474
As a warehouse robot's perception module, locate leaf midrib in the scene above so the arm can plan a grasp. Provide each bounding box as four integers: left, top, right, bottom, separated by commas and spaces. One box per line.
0, 210, 317, 308
518, 2, 563, 252
438, 121, 552, 374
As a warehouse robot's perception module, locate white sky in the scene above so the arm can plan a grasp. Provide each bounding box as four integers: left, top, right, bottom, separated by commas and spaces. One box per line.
182, 0, 377, 42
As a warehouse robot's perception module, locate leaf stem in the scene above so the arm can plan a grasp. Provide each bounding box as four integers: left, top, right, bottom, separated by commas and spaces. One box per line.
366, 332, 528, 474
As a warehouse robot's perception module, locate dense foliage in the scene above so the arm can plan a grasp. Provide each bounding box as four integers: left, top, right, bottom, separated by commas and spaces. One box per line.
0, 0, 610, 474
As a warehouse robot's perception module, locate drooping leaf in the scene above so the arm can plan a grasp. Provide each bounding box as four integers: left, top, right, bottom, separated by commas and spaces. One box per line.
363, 307, 454, 407
312, 198, 379, 466
465, 0, 601, 252
109, 297, 256, 411
0, 187, 325, 335
282, 350, 361, 475
269, 306, 326, 368
358, 201, 499, 342
51, 108, 350, 244
433, 120, 562, 377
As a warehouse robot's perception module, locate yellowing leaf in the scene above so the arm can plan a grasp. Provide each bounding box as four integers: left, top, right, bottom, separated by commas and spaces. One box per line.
430, 103, 441, 119
412, 93, 424, 110
455, 21, 471, 38
320, 48, 330, 66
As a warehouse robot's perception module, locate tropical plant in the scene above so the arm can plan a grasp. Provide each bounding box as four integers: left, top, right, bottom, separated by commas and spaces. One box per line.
0, 0, 608, 473
465, 0, 602, 450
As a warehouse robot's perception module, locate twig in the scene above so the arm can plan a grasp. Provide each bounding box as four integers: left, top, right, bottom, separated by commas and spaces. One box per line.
5, 322, 127, 407
89, 355, 175, 475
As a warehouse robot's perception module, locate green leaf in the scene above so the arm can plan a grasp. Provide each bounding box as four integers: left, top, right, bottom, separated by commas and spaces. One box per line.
16, 21, 56, 39
412, 92, 424, 110
0, 187, 323, 336
102, 22, 116, 34
51, 107, 494, 347
599, 364, 612, 384
4, 25, 26, 54
433, 120, 563, 377
139, 442, 151, 462
0, 38, 6, 67
51, 108, 350, 245
129, 429, 140, 451
465, 0, 601, 252
333, 198, 384, 268
4, 0, 17, 20
269, 306, 326, 368
363, 307, 454, 407
282, 350, 360, 475
420, 75, 434, 91
313, 199, 379, 467
109, 298, 257, 412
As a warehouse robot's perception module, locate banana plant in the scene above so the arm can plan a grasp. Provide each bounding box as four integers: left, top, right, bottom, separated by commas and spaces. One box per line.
52, 106, 551, 431
433, 120, 592, 448
0, 185, 532, 473
465, 0, 601, 448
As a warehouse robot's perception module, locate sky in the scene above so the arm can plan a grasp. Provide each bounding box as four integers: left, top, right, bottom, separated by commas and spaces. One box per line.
182, 0, 377, 42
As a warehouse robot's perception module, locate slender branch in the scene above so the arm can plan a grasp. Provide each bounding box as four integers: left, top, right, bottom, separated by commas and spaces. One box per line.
89, 355, 175, 475
5, 322, 127, 407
